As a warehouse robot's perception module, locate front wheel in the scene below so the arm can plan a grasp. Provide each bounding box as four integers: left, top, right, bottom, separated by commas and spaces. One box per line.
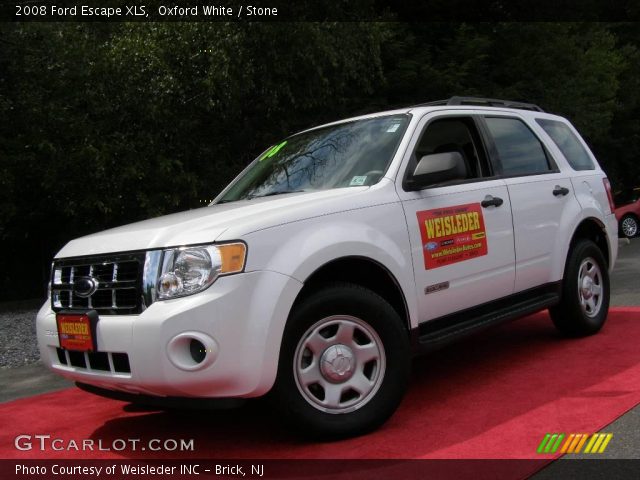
270, 283, 410, 439
549, 239, 610, 337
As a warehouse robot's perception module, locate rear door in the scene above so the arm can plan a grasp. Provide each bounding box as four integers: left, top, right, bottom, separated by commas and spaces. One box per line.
397, 112, 516, 322
480, 115, 579, 292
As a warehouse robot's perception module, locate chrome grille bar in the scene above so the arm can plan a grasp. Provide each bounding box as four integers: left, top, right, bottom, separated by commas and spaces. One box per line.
112, 262, 118, 308
69, 266, 75, 308
51, 253, 145, 315
87, 265, 93, 309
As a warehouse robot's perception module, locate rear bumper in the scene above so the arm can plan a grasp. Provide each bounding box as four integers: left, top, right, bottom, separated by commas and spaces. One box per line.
37, 270, 302, 399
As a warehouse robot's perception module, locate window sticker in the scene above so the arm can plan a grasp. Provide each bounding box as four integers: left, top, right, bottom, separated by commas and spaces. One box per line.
350, 176, 368, 186
416, 203, 488, 269
386, 122, 401, 133
259, 140, 287, 161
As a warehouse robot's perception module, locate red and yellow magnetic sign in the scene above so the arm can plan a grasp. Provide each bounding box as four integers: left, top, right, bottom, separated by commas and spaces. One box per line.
416, 202, 488, 269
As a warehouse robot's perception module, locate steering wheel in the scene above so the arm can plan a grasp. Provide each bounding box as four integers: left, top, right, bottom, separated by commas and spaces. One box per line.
362, 170, 384, 178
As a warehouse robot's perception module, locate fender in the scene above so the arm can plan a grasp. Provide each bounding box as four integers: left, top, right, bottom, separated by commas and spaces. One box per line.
242, 201, 420, 329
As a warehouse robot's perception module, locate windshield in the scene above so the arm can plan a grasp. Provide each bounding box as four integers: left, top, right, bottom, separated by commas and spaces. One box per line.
217, 114, 409, 203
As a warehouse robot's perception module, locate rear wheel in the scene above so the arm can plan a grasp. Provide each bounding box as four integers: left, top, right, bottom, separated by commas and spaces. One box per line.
620, 214, 638, 238
550, 239, 609, 337
271, 282, 410, 439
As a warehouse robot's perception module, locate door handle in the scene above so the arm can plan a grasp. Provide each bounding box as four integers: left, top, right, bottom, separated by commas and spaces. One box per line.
481, 195, 504, 208
553, 185, 570, 196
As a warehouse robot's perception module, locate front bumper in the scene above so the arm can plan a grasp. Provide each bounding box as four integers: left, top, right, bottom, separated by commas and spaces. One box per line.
37, 270, 302, 398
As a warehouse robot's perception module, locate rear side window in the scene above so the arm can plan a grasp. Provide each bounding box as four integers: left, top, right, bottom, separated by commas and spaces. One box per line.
536, 119, 595, 171
485, 117, 551, 176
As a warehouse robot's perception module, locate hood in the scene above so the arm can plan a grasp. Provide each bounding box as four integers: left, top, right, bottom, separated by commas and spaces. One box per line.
55, 187, 375, 258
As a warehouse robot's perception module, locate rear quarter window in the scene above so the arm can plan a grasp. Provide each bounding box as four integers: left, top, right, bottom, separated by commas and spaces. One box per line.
536, 119, 595, 171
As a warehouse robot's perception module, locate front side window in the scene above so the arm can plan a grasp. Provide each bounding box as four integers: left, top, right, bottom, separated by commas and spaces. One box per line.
411, 116, 490, 183
218, 115, 409, 203
536, 118, 595, 171
485, 117, 551, 176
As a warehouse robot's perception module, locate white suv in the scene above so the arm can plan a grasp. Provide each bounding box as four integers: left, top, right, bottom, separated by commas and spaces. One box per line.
37, 97, 618, 438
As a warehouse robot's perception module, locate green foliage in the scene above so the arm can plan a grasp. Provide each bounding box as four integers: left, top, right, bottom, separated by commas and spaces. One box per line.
377, 22, 636, 186
0, 21, 638, 299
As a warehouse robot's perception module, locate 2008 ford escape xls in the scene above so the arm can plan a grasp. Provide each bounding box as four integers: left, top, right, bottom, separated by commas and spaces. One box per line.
38, 97, 618, 438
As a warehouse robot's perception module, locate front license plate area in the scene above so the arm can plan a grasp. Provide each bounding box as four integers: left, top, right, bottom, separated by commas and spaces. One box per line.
56, 312, 98, 351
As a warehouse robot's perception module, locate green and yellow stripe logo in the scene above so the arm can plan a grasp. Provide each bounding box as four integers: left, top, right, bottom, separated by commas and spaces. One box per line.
537, 433, 613, 454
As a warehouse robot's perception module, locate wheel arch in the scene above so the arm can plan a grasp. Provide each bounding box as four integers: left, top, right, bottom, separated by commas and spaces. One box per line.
568, 217, 610, 268
294, 256, 411, 333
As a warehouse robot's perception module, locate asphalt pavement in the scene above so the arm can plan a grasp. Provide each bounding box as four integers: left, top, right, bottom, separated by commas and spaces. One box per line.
609, 238, 640, 305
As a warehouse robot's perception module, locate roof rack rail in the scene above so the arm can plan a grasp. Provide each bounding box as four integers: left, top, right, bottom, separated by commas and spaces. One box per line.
416, 96, 544, 112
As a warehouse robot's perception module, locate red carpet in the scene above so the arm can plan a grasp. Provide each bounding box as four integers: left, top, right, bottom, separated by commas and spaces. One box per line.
2, 307, 640, 464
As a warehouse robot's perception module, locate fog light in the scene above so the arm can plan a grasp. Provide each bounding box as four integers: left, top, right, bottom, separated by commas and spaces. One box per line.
190, 339, 206, 364
166, 332, 218, 371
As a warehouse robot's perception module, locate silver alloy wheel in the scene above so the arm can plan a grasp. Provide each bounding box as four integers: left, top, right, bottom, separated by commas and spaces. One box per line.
621, 216, 638, 238
577, 257, 604, 318
293, 315, 386, 414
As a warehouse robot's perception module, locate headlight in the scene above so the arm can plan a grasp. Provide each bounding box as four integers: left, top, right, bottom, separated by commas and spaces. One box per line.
156, 243, 246, 300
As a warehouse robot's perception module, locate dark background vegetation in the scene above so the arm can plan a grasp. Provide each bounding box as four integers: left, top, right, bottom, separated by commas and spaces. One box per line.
1, 20, 639, 300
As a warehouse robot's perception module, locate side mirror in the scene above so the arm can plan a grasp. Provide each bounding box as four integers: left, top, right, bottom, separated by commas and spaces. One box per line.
406, 151, 467, 191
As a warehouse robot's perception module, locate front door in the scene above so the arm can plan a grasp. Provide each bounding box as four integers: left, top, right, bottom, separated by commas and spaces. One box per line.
397, 113, 516, 323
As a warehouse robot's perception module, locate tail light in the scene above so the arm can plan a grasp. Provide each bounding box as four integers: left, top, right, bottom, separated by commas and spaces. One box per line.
603, 178, 615, 213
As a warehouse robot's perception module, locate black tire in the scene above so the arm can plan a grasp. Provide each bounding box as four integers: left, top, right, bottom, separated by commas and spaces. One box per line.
270, 282, 410, 439
619, 214, 639, 238
549, 239, 610, 337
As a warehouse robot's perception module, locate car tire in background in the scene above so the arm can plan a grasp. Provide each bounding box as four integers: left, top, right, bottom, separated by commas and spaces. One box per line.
270, 282, 410, 439
619, 214, 639, 239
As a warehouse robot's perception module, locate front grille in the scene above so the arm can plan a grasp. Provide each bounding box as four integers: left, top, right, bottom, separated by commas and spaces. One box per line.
51, 253, 145, 315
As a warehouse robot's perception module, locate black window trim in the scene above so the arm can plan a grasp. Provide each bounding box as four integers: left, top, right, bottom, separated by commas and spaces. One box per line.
401, 113, 499, 192
478, 114, 561, 179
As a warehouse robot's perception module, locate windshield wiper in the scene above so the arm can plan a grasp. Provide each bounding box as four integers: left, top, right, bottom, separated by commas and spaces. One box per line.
247, 190, 306, 200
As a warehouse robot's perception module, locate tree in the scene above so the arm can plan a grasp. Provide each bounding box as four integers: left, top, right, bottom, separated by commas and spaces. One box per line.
0, 22, 388, 299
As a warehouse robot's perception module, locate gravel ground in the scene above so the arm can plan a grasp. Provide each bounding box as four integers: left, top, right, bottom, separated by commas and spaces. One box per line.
0, 300, 43, 369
